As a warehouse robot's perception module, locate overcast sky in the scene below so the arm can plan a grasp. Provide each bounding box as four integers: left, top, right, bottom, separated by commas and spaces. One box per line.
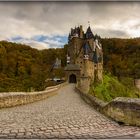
0, 2, 140, 49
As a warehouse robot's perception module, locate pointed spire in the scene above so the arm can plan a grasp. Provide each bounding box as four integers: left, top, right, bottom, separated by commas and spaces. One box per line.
68, 32, 71, 42
87, 26, 92, 33
86, 25, 94, 39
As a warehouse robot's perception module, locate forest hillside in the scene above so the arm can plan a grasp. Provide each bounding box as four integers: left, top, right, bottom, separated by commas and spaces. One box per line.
0, 38, 140, 92
0, 41, 66, 92
102, 38, 140, 79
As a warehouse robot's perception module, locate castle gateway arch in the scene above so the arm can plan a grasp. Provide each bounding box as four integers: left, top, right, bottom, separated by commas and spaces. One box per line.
69, 74, 77, 83
64, 64, 80, 84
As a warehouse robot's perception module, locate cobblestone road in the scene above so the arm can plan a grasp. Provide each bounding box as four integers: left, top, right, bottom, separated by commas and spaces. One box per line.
0, 84, 140, 139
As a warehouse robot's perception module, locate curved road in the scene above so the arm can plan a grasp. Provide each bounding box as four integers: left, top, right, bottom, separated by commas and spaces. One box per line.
0, 84, 140, 139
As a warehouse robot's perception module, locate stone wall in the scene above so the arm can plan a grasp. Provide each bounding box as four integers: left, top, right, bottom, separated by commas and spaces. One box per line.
75, 87, 107, 112
78, 77, 92, 94
85, 60, 95, 79
0, 83, 65, 109
76, 58, 103, 94
76, 86, 140, 127
135, 79, 140, 90
103, 97, 140, 126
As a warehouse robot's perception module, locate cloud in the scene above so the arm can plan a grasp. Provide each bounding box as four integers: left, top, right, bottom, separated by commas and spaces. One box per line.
9, 35, 67, 49
8, 37, 49, 50
0, 2, 140, 49
94, 28, 129, 38
27, 41, 49, 50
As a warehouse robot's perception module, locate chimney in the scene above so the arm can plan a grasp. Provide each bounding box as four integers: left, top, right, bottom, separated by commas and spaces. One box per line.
80, 25, 83, 38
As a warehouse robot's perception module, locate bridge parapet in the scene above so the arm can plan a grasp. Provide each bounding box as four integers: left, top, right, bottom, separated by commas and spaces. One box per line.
75, 87, 107, 112
103, 97, 140, 126
75, 86, 140, 127
0, 83, 66, 109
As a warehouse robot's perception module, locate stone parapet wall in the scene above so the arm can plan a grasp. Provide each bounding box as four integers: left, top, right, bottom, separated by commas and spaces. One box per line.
103, 97, 140, 126
135, 79, 140, 90
78, 77, 92, 94
75, 87, 107, 112
0, 83, 66, 109
75, 86, 140, 127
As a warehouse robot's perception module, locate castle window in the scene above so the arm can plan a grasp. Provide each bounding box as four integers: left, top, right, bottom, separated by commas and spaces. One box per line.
80, 61, 82, 64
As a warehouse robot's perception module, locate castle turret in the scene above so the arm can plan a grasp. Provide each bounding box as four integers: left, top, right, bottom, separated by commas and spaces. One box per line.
68, 33, 71, 42
86, 26, 94, 39
80, 25, 84, 38
93, 38, 103, 81
74, 27, 79, 37
83, 42, 90, 60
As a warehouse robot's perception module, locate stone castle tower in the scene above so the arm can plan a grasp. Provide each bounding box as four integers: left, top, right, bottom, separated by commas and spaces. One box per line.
65, 25, 103, 93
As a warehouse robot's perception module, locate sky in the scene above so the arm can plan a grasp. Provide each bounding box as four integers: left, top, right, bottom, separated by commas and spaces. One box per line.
0, 2, 140, 50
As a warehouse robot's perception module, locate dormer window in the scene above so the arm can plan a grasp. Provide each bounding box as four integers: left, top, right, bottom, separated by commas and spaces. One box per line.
94, 64, 97, 69
84, 55, 89, 60
67, 55, 70, 64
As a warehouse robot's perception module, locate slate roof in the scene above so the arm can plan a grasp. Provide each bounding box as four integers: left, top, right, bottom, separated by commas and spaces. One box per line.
83, 42, 92, 55
86, 26, 94, 39
64, 64, 80, 71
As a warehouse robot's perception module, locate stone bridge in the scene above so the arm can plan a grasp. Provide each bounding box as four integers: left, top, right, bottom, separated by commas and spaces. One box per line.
0, 84, 140, 139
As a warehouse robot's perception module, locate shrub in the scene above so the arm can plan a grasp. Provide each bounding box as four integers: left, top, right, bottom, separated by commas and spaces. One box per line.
89, 73, 140, 102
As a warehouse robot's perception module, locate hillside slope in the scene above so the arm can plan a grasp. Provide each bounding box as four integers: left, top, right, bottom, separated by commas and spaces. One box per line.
102, 38, 140, 79
0, 41, 66, 92
89, 73, 140, 102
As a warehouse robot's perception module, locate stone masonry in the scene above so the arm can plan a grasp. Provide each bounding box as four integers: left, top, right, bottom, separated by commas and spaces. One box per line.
65, 25, 103, 93
0, 85, 60, 109
0, 84, 140, 139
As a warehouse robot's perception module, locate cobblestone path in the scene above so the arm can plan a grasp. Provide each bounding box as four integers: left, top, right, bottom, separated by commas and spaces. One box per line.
0, 84, 140, 139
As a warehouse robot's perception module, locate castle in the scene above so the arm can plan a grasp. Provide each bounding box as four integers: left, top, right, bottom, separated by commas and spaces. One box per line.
65, 25, 103, 93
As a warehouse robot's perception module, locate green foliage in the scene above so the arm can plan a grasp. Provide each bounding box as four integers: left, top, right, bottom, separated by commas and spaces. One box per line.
89, 73, 140, 102
0, 41, 66, 92
102, 38, 140, 79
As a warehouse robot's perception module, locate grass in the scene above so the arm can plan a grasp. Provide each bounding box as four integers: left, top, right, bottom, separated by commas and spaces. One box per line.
89, 73, 140, 102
